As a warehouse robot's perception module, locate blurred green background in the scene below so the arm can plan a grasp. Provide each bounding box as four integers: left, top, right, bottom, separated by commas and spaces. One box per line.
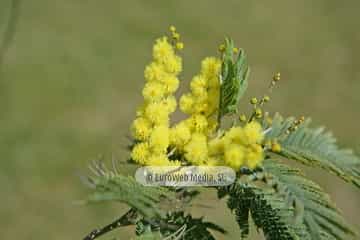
0, 0, 359, 239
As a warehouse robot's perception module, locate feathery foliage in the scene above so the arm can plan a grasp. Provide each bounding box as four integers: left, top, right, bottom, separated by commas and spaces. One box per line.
263, 159, 356, 240
218, 38, 250, 120
84, 161, 175, 218
219, 180, 309, 240
264, 113, 360, 188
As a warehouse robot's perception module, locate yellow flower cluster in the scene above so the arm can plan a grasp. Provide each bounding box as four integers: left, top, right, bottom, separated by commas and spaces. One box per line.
130, 27, 265, 170
179, 57, 221, 118
173, 57, 222, 165
131, 35, 182, 166
208, 121, 264, 170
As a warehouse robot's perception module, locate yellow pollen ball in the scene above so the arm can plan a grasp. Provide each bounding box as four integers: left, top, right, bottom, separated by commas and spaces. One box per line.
239, 114, 247, 122
149, 125, 170, 153
161, 96, 177, 114
246, 144, 263, 169
250, 97, 258, 105
190, 75, 207, 91
131, 117, 152, 141
184, 133, 208, 165
152, 37, 174, 63
271, 142, 281, 153
161, 75, 179, 94
225, 126, 246, 145
176, 42, 184, 50
163, 55, 182, 75
145, 102, 169, 125
172, 32, 180, 40
144, 62, 166, 82
186, 114, 208, 133
179, 93, 195, 114
142, 82, 165, 101
170, 122, 192, 148
146, 154, 172, 166
263, 95, 270, 102
218, 44, 225, 52
169, 25, 176, 32
208, 137, 225, 155
224, 144, 245, 171
244, 121, 264, 143
131, 142, 150, 165
200, 57, 221, 79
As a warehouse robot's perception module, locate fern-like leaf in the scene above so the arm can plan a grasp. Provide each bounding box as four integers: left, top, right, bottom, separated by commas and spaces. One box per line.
218, 38, 250, 121
263, 159, 357, 240
265, 113, 360, 188
83, 161, 175, 218
221, 181, 308, 240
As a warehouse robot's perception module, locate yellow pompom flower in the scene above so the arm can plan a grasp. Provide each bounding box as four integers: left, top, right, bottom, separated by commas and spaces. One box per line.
142, 82, 165, 101
208, 137, 225, 156
190, 75, 207, 93
244, 121, 264, 143
170, 122, 192, 148
206, 157, 222, 166
163, 55, 182, 75
131, 142, 150, 165
192, 86, 208, 99
190, 75, 207, 88
146, 154, 171, 166
144, 62, 166, 82
169, 25, 176, 32
149, 125, 169, 153
162, 96, 177, 113
145, 102, 169, 125
271, 142, 281, 153
186, 114, 208, 133
224, 144, 245, 171
179, 93, 195, 114
193, 100, 209, 114
200, 57, 221, 79
184, 133, 208, 165
131, 117, 152, 141
161, 75, 179, 94
176, 42, 184, 50
246, 144, 263, 169
153, 37, 174, 63
225, 126, 245, 145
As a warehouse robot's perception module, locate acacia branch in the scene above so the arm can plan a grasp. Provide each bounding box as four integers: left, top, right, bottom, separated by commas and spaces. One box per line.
83, 208, 138, 240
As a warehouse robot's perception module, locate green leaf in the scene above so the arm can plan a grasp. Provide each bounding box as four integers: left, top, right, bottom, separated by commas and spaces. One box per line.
263, 159, 357, 240
218, 38, 250, 121
265, 113, 360, 188
221, 180, 308, 240
83, 162, 175, 218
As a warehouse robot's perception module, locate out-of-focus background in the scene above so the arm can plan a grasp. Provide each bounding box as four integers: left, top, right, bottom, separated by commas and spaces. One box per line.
0, 0, 359, 239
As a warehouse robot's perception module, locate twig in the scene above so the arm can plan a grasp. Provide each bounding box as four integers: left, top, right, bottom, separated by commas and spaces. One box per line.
83, 208, 138, 240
